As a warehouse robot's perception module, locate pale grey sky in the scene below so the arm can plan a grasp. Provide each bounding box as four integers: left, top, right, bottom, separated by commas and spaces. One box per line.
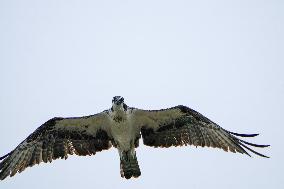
0, 0, 283, 188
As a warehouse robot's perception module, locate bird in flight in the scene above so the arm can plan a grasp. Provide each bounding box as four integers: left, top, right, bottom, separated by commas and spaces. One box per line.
0, 96, 269, 180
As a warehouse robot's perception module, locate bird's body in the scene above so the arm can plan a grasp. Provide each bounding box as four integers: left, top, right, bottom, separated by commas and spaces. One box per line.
0, 96, 269, 180
109, 107, 137, 151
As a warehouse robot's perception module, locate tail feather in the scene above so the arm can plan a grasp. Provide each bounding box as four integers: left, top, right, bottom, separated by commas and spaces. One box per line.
120, 150, 141, 179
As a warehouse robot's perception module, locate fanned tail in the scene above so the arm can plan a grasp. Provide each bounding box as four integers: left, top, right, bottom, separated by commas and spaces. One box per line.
119, 149, 141, 179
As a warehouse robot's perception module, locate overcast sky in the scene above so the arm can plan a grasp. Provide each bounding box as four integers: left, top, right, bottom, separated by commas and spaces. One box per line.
0, 0, 283, 188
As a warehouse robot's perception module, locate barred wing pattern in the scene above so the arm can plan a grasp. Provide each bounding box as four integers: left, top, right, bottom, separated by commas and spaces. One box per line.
138, 105, 269, 157
0, 114, 112, 180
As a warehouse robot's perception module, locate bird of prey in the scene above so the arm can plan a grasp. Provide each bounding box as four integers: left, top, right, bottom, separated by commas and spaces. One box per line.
0, 96, 269, 180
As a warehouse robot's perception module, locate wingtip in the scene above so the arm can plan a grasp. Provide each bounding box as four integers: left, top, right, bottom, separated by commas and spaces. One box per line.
229, 131, 259, 137
239, 142, 270, 158
239, 139, 270, 148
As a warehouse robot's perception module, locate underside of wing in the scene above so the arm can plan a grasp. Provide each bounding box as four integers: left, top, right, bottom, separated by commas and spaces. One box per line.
139, 105, 270, 158
0, 114, 112, 180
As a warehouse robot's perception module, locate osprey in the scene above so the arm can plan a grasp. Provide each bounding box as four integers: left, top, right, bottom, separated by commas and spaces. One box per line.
0, 96, 269, 180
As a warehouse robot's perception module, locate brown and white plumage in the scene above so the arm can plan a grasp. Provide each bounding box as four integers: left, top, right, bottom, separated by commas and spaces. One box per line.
134, 105, 269, 157
0, 113, 113, 180
0, 96, 269, 180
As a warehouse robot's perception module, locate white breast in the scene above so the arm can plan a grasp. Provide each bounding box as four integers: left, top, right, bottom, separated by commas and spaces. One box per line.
109, 111, 138, 151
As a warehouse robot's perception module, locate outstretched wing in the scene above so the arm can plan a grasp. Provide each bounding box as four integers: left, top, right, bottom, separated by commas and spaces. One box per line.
133, 105, 269, 158
0, 112, 112, 180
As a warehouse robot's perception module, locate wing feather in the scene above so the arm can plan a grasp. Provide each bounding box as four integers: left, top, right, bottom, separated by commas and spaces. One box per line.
0, 113, 112, 180
135, 105, 269, 158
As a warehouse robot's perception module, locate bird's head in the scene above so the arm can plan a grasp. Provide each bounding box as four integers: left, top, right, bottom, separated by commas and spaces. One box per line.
112, 96, 124, 105
112, 96, 126, 111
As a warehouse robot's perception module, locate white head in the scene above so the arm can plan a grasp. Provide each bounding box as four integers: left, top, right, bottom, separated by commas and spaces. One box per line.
112, 96, 126, 111
112, 96, 124, 105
